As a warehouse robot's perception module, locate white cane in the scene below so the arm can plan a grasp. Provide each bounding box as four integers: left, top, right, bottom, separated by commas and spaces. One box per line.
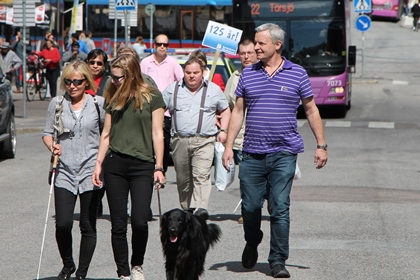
36, 154, 58, 280
233, 199, 242, 214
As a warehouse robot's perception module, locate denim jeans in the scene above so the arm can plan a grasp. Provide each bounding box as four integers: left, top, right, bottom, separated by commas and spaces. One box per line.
239, 150, 297, 267
54, 187, 100, 277
103, 151, 154, 277
14, 66, 21, 89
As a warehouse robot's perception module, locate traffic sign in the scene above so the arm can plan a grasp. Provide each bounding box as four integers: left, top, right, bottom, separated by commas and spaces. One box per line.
356, 15, 371, 32
145, 3, 156, 16
354, 0, 372, 13
115, 0, 136, 11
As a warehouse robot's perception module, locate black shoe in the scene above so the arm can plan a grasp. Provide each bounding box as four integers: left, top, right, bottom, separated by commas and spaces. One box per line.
186, 208, 195, 214
241, 243, 258, 269
271, 264, 290, 278
57, 265, 76, 279
194, 208, 209, 220
74, 276, 86, 280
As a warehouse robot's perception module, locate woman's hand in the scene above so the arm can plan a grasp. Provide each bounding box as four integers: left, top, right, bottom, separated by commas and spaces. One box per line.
51, 142, 61, 156
92, 163, 103, 187
154, 170, 166, 190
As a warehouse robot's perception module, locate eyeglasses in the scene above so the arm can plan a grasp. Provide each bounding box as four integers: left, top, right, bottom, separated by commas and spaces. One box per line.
88, 60, 104, 66
111, 74, 124, 83
239, 52, 256, 57
155, 42, 169, 48
64, 78, 86, 86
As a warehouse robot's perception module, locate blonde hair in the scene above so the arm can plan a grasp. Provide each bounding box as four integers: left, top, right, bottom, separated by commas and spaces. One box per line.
105, 54, 158, 110
60, 60, 96, 92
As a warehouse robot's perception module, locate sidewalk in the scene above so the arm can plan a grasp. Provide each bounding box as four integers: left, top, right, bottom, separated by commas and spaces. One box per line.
13, 92, 50, 134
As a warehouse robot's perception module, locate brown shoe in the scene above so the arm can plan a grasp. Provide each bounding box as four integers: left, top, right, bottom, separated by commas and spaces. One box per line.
238, 216, 243, 224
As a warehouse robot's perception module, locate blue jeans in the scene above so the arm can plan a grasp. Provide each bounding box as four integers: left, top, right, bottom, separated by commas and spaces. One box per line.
14, 66, 21, 89
239, 150, 297, 267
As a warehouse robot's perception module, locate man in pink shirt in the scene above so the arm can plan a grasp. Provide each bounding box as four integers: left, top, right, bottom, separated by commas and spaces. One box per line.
141, 34, 184, 172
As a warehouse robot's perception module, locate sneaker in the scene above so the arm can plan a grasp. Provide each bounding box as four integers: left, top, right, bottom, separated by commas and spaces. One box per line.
74, 276, 86, 280
271, 264, 290, 278
119, 276, 130, 280
131, 265, 145, 280
194, 208, 209, 220
57, 264, 76, 279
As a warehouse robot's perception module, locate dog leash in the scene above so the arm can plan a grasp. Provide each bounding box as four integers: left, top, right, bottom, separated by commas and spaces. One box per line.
154, 180, 165, 223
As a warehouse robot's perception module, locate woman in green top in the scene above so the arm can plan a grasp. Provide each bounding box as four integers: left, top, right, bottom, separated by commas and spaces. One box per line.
92, 54, 165, 280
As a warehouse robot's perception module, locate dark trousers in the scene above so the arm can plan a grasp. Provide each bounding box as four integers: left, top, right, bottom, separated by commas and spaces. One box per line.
54, 187, 100, 277
46, 67, 60, 98
103, 151, 154, 277
163, 116, 172, 172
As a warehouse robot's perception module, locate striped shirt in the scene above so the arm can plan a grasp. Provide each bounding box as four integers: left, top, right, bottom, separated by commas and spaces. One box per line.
235, 58, 313, 154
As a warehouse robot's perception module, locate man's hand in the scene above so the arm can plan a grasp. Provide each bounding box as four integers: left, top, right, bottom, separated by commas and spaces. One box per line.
222, 147, 234, 171
314, 149, 328, 169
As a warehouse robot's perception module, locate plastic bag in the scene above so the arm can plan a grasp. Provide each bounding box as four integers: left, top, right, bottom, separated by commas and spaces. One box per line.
214, 142, 235, 191
294, 161, 301, 180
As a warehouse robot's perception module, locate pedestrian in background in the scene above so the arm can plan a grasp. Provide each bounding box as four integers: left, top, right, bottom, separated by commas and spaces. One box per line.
0, 42, 22, 84
162, 57, 231, 219
222, 23, 328, 278
39, 39, 61, 98
42, 60, 105, 280
62, 41, 87, 65
140, 33, 184, 173
11, 30, 24, 93
80, 30, 96, 52
412, 0, 420, 30
92, 54, 165, 280
132, 36, 146, 56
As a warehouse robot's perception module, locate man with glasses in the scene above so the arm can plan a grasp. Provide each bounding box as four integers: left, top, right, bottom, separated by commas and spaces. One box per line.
140, 34, 184, 173
85, 49, 109, 97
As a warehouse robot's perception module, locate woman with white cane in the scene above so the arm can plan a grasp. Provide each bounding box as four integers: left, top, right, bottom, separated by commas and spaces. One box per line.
41, 60, 105, 280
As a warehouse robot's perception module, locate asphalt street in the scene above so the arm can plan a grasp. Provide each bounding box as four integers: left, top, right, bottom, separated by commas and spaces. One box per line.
3, 11, 420, 280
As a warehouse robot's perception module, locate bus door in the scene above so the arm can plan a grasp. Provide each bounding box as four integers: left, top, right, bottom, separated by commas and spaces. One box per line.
180, 10, 194, 48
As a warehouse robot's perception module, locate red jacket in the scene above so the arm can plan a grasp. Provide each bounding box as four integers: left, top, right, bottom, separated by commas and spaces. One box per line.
40, 47, 61, 69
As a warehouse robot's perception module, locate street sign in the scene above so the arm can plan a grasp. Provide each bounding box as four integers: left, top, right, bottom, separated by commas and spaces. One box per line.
115, 0, 136, 11
354, 0, 372, 13
356, 15, 371, 32
202, 21, 243, 55
145, 3, 156, 16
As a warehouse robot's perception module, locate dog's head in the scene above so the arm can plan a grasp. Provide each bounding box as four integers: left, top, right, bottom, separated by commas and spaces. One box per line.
161, 208, 193, 244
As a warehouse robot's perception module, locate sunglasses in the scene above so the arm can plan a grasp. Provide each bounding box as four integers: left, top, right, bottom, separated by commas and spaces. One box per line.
155, 42, 169, 48
111, 74, 124, 83
88, 60, 104, 66
64, 78, 86, 86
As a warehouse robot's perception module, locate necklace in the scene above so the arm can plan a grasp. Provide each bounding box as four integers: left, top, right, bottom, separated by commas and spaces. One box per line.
269, 59, 284, 77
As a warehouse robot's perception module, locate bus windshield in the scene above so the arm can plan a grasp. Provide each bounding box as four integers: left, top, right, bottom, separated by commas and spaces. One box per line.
233, 0, 347, 77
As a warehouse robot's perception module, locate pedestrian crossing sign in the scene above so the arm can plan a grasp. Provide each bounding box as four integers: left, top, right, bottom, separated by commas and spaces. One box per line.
354, 0, 372, 13
115, 0, 136, 11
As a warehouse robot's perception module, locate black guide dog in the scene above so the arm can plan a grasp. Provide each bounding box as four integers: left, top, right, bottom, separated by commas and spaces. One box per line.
160, 208, 222, 280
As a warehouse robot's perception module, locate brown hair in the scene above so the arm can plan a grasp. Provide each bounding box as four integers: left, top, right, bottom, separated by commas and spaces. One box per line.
105, 54, 158, 110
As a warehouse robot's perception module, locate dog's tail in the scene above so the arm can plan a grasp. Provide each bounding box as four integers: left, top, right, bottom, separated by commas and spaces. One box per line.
208, 223, 222, 247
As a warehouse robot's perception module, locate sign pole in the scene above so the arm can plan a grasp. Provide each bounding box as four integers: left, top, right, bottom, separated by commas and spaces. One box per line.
362, 32, 365, 78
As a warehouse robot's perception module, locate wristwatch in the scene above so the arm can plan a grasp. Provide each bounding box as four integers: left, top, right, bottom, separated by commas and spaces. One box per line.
317, 144, 328, 151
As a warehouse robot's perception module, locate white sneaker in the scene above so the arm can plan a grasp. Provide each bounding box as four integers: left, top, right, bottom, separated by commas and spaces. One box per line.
119, 276, 130, 280
131, 266, 145, 280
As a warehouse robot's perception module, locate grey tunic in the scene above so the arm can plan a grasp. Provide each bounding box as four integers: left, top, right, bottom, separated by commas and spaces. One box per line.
43, 93, 105, 194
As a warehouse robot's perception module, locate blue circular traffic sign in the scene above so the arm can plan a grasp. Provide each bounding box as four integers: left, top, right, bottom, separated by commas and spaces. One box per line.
356, 15, 371, 32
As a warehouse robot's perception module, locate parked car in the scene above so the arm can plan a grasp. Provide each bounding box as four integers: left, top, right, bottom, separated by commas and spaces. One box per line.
0, 67, 16, 159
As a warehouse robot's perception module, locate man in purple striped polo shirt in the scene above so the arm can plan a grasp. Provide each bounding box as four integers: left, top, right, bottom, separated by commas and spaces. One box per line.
222, 23, 328, 278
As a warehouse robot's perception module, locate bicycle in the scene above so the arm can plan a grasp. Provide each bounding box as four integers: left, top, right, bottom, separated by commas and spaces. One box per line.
26, 51, 47, 102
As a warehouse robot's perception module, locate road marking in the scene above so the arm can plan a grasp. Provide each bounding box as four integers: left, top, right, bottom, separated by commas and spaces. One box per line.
368, 121, 395, 129
325, 121, 352, 127
392, 80, 409, 85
